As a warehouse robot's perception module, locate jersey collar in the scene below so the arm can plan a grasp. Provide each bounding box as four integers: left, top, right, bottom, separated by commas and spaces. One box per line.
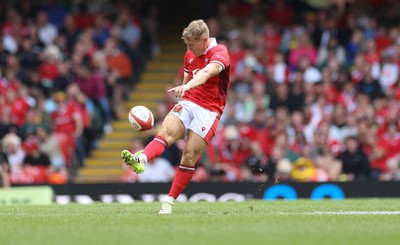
203, 38, 217, 55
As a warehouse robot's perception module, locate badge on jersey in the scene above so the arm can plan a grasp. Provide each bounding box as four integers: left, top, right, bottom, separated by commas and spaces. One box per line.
173, 104, 183, 113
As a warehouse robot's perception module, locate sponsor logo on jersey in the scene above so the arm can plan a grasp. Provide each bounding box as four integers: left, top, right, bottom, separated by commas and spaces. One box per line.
173, 104, 183, 113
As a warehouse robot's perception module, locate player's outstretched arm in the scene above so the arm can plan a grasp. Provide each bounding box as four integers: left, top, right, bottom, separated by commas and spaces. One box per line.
168, 62, 222, 99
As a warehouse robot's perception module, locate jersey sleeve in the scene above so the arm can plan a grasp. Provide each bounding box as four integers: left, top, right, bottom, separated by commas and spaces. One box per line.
183, 51, 191, 76
210, 46, 230, 70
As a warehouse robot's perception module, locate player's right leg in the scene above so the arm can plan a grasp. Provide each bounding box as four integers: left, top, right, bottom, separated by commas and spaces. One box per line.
121, 150, 147, 174
122, 111, 185, 174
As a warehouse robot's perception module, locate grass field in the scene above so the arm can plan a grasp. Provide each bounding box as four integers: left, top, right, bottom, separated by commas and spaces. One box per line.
1, 198, 400, 245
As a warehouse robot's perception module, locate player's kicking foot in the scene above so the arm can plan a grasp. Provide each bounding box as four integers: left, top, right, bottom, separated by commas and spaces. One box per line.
121, 150, 145, 174
159, 201, 174, 214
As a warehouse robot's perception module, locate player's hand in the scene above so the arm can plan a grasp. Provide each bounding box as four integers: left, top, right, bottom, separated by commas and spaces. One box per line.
167, 84, 190, 99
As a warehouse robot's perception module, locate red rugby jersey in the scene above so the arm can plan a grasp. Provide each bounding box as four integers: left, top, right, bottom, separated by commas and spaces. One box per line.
182, 39, 230, 116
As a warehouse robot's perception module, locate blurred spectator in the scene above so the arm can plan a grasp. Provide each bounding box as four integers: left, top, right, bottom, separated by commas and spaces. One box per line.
0, 102, 15, 138
36, 10, 58, 46
3, 86, 31, 128
288, 33, 317, 69
116, 8, 141, 52
65, 83, 92, 165
266, 0, 294, 28
18, 136, 51, 184
38, 45, 61, 96
338, 135, 371, 180
17, 36, 41, 70
73, 2, 95, 31
36, 126, 65, 169
6, 53, 31, 86
1, 132, 25, 181
268, 52, 289, 83
59, 14, 80, 53
41, 0, 67, 29
108, 25, 131, 59
18, 107, 50, 140
50, 91, 83, 168
0, 146, 10, 188
36, 126, 69, 184
22, 136, 51, 168
379, 53, 398, 93
103, 37, 133, 118
269, 83, 301, 113
379, 122, 400, 180
329, 104, 356, 144
17, 0, 39, 25
53, 61, 72, 92
317, 37, 346, 68
346, 28, 363, 65
92, 13, 110, 47
356, 63, 382, 101
72, 61, 112, 134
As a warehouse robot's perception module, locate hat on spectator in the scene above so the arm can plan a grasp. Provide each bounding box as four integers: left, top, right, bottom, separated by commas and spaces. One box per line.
276, 158, 292, 173
54, 91, 66, 102
1, 133, 21, 150
44, 45, 61, 60
22, 136, 40, 152
303, 67, 321, 83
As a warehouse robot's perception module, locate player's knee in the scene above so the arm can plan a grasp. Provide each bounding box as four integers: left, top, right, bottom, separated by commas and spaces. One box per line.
181, 151, 197, 166
158, 127, 182, 143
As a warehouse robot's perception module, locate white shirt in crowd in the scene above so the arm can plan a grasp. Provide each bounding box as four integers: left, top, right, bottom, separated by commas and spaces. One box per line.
137, 157, 175, 183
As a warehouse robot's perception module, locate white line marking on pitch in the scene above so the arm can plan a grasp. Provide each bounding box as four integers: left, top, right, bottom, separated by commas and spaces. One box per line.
272, 211, 400, 215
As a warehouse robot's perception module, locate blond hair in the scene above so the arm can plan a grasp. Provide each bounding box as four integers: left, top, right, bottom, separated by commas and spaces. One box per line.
182, 19, 209, 41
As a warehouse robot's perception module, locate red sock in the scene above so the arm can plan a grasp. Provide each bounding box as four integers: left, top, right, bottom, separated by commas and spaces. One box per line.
143, 135, 168, 161
169, 165, 195, 199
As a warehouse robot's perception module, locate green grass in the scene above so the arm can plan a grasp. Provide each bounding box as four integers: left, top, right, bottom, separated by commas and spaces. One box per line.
1, 199, 400, 245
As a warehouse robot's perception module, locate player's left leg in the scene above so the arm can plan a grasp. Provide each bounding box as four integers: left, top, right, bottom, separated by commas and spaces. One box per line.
159, 131, 207, 214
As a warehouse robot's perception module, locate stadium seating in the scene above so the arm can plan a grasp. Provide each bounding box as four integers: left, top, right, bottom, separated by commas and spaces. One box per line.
75, 25, 186, 183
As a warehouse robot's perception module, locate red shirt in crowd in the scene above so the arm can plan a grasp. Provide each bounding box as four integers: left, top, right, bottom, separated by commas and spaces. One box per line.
229, 47, 245, 78
10, 97, 30, 126
263, 30, 282, 66
51, 100, 80, 134
74, 72, 106, 100
266, 2, 294, 28
39, 61, 59, 81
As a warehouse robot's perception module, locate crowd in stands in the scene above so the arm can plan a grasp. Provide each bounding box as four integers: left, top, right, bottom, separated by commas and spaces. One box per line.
122, 0, 400, 184
2, 0, 400, 187
0, 0, 159, 186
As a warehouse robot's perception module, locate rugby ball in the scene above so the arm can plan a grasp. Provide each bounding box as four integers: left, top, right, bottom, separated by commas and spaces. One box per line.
128, 105, 154, 131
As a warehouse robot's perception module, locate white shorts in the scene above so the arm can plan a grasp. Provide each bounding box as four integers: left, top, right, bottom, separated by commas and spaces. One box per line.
168, 100, 219, 144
